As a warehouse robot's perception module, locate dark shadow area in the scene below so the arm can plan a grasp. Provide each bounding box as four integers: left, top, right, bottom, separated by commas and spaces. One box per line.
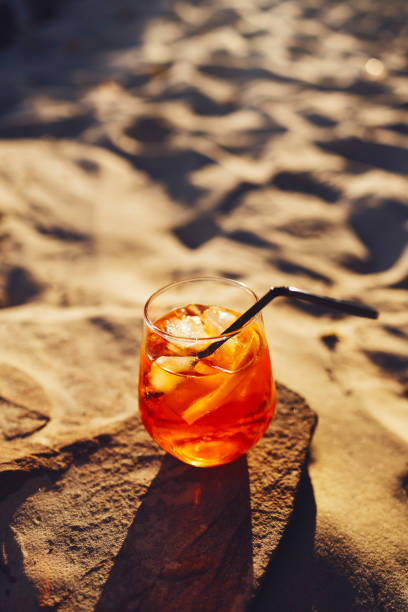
275, 258, 332, 285
35, 224, 89, 243
320, 333, 340, 351
316, 138, 408, 176
286, 299, 348, 320
365, 350, 408, 398
215, 182, 260, 216
173, 214, 221, 249
344, 78, 389, 97
172, 216, 279, 250
302, 112, 338, 128
187, 88, 237, 116
226, 229, 278, 250
76, 158, 100, 174
400, 472, 408, 498
182, 7, 241, 40
152, 86, 238, 117
0, 2, 17, 49
272, 171, 341, 203
251, 467, 363, 612
0, 265, 43, 308
310, 553, 358, 612
250, 467, 317, 612
337, 253, 372, 275
25, 0, 64, 23
383, 325, 408, 340
0, 113, 95, 140
391, 274, 408, 290
349, 198, 408, 273
380, 122, 408, 135
117, 147, 212, 206
326, 5, 407, 41
365, 350, 408, 374
96, 453, 253, 612
124, 116, 173, 144
197, 63, 391, 99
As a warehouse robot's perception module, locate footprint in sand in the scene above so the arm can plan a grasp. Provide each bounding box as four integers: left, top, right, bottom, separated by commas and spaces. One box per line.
0, 364, 51, 442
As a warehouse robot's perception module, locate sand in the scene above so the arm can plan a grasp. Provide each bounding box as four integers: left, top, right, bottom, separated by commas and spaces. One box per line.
0, 0, 407, 609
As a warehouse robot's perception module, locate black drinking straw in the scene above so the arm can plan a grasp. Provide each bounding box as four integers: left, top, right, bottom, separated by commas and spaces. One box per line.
197, 286, 378, 359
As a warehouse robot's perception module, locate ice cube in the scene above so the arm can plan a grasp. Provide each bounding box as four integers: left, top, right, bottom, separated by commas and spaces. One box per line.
165, 315, 208, 339
201, 306, 237, 336
149, 356, 195, 393
156, 355, 196, 372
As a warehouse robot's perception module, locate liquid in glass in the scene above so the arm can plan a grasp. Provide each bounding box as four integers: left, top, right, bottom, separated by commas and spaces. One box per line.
139, 284, 276, 467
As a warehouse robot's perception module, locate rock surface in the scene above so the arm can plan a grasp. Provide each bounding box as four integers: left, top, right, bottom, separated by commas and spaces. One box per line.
0, 382, 316, 612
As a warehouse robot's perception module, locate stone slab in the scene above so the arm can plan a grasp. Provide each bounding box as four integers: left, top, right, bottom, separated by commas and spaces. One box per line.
0, 382, 317, 611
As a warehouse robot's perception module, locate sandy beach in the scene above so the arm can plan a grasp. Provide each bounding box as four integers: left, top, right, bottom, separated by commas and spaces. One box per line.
0, 0, 407, 609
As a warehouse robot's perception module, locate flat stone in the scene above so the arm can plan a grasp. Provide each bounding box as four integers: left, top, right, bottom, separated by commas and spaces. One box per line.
0, 382, 316, 611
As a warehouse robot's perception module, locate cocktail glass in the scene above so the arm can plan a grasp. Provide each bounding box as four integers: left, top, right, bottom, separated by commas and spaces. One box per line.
138, 277, 276, 467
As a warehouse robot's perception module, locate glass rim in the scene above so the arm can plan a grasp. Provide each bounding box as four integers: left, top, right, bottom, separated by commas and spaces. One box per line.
143, 275, 260, 342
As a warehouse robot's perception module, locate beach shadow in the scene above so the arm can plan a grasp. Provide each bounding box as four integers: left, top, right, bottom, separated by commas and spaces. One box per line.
172, 213, 279, 251
197, 62, 391, 99
316, 138, 408, 176
250, 468, 317, 612
226, 229, 278, 250
0, 114, 95, 140
215, 182, 259, 216
173, 214, 221, 249
0, 265, 43, 308
380, 123, 408, 136
365, 350, 408, 397
302, 112, 338, 128
95, 453, 253, 612
348, 198, 408, 273
251, 467, 358, 612
105, 139, 211, 206
275, 258, 333, 285
271, 171, 341, 204
153, 86, 238, 117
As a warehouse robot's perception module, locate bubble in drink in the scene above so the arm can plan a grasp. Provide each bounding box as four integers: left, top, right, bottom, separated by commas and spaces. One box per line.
139, 304, 276, 467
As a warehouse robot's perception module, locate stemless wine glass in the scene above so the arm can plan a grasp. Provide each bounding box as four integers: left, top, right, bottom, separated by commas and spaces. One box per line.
138, 277, 276, 467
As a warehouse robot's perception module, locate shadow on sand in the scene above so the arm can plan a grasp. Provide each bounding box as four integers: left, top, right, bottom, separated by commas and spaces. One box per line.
95, 453, 253, 612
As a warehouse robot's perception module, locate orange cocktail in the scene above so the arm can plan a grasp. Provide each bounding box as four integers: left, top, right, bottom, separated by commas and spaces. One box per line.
138, 277, 276, 467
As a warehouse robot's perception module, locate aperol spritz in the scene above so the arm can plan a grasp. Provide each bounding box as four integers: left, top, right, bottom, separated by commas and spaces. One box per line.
138, 277, 276, 467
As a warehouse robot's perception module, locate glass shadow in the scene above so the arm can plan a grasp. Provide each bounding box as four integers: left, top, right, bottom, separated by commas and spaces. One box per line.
96, 453, 252, 612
